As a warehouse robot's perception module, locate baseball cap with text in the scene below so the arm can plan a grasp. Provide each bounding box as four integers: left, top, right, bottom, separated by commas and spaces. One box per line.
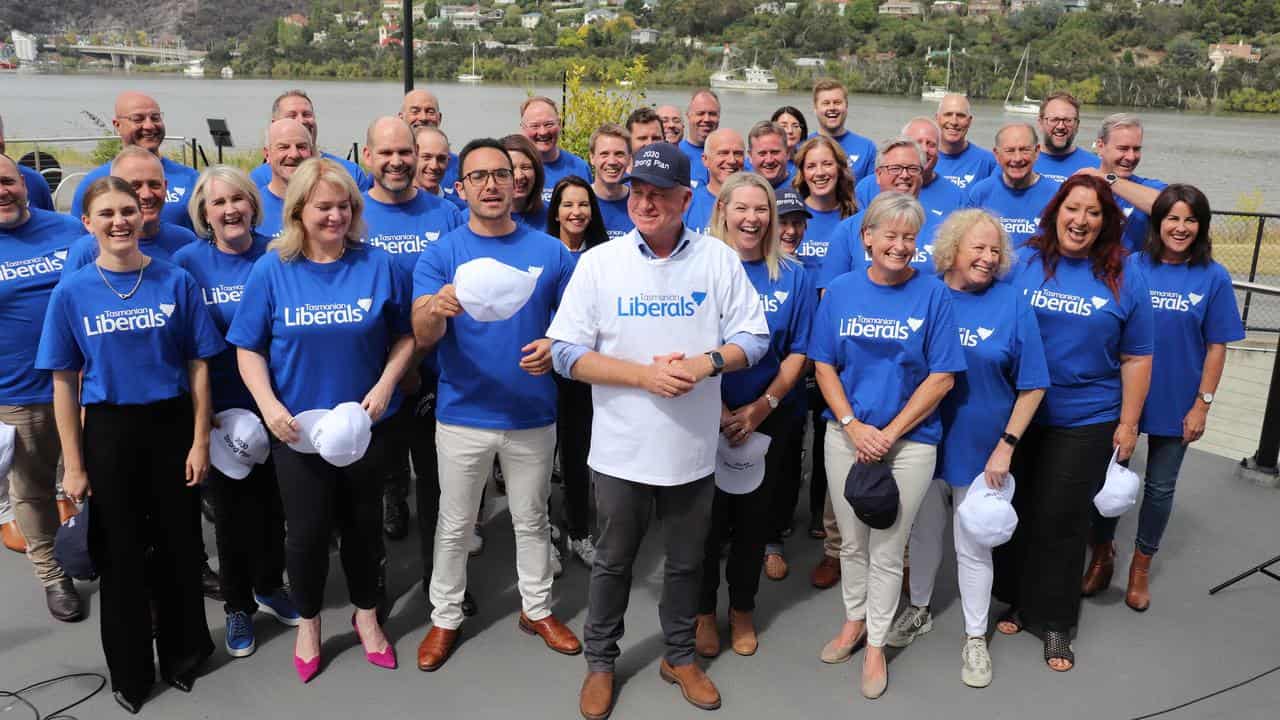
625, 142, 690, 189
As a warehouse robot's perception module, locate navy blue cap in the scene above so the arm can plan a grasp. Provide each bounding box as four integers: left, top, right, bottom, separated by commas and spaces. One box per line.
844, 461, 899, 530
776, 189, 812, 218
53, 504, 96, 581
625, 142, 690, 189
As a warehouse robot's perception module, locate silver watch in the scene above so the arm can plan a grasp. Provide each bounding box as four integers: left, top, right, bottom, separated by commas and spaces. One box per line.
839, 414, 855, 427
1200, 392, 1214, 405
765, 394, 780, 410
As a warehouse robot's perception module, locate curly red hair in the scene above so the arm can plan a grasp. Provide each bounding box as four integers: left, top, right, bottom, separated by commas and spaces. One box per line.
1025, 174, 1128, 299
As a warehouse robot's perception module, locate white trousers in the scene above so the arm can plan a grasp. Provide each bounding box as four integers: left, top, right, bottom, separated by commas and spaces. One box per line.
907, 478, 994, 638
825, 422, 936, 647
430, 421, 556, 630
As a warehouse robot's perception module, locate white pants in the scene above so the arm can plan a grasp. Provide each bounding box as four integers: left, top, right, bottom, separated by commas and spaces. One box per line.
907, 478, 994, 638
825, 422, 936, 647
0, 473, 12, 524
430, 421, 556, 629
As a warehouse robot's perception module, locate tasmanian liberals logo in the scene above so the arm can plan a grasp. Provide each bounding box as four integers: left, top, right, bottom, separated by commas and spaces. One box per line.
202, 284, 244, 306
616, 291, 706, 318
166, 187, 187, 204
1026, 288, 1108, 317
760, 290, 789, 313
1150, 289, 1200, 312
795, 239, 828, 259
1, 250, 66, 281
83, 305, 171, 336
959, 325, 996, 347
839, 314, 923, 341
1001, 217, 1041, 237
365, 231, 440, 255
284, 300, 370, 327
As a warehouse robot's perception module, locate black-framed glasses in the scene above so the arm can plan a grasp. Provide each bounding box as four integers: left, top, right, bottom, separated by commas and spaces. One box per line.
1042, 116, 1078, 126
118, 112, 164, 124
879, 164, 923, 177
463, 168, 514, 186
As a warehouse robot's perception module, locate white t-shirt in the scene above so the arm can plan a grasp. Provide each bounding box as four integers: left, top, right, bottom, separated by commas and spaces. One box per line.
547, 228, 768, 486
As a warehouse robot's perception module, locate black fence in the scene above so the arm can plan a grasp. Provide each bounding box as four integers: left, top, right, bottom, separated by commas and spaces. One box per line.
1209, 211, 1280, 333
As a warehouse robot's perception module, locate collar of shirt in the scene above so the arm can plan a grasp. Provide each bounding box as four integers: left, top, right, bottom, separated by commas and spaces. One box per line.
633, 226, 696, 260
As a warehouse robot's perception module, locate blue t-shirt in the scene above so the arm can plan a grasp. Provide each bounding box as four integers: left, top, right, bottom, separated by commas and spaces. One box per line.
678, 139, 710, 189
540, 150, 592, 206
249, 151, 372, 192
722, 258, 814, 414
412, 225, 575, 430
937, 282, 1050, 487
61, 222, 199, 280
683, 185, 718, 236
172, 235, 270, 413
817, 205, 944, 289
794, 205, 846, 275
0, 210, 85, 404
256, 187, 286, 238
815, 130, 877, 182
71, 156, 200, 231
19, 164, 54, 212
225, 246, 411, 422
36, 259, 225, 405
1117, 174, 1168, 253
965, 174, 1062, 248
1033, 147, 1099, 184
855, 175, 966, 221
808, 270, 966, 445
1129, 254, 1245, 436
936, 143, 997, 191
440, 152, 465, 210
597, 193, 634, 240
361, 191, 464, 279
1013, 252, 1154, 427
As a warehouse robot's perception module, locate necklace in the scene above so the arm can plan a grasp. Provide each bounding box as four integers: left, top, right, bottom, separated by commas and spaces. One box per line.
96, 258, 146, 300
304, 242, 347, 263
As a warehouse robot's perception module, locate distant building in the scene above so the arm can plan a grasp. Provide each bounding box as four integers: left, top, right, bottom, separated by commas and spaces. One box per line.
437, 4, 504, 28
1061, 0, 1089, 11
282, 13, 309, 28
11, 30, 38, 63
521, 11, 543, 28
967, 0, 1005, 17
878, 1, 924, 16
793, 57, 826, 68
1209, 42, 1261, 72
631, 28, 660, 44
755, 2, 783, 14
931, 1, 964, 14
583, 8, 618, 24
311, 30, 329, 45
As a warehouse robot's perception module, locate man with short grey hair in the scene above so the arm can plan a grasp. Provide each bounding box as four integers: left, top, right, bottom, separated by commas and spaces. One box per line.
249, 89, 371, 191
855, 118, 965, 221
965, 123, 1062, 249
935, 94, 996, 190
683, 127, 744, 234
1076, 113, 1166, 252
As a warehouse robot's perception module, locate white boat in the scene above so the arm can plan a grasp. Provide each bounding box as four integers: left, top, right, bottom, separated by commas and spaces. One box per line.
220, 66, 234, 79
921, 35, 964, 102
456, 43, 482, 83
183, 60, 204, 78
1003, 45, 1040, 115
709, 49, 777, 92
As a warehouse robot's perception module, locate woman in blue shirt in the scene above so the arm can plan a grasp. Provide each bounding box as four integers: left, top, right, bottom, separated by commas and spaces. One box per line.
503, 134, 549, 231
176, 165, 299, 659
1090, 184, 1243, 611
898, 210, 1049, 689
809, 193, 965, 699
227, 159, 417, 682
993, 175, 1154, 673
696, 173, 813, 657
37, 177, 224, 713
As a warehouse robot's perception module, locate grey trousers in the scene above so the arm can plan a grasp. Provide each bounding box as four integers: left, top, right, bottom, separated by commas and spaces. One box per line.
584, 470, 715, 672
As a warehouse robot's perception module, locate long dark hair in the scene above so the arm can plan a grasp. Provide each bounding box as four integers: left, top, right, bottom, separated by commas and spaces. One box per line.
1145, 184, 1213, 267
500, 134, 545, 217
771, 106, 808, 149
1027, 174, 1127, 299
545, 176, 607, 250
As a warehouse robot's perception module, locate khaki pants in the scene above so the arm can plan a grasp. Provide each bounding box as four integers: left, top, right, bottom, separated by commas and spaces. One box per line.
1, 404, 65, 585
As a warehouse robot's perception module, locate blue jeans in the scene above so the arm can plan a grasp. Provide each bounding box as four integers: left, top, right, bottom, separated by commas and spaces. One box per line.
1091, 435, 1188, 556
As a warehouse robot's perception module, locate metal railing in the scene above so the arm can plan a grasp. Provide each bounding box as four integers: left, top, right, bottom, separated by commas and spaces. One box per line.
1232, 279, 1280, 476
1212, 211, 1280, 333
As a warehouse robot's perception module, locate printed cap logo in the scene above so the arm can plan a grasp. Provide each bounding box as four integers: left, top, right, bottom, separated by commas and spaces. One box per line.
1091, 296, 1109, 309
977, 326, 994, 340
691, 291, 708, 306
906, 317, 924, 332
773, 290, 789, 303
1188, 292, 1204, 306
356, 298, 373, 312
159, 303, 176, 317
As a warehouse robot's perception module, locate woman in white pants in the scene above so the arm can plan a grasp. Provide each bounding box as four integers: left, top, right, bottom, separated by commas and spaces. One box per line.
894, 210, 1048, 688
809, 193, 965, 699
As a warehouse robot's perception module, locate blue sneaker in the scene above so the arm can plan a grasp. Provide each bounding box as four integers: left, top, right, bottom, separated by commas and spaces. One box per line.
255, 588, 302, 627
225, 611, 256, 658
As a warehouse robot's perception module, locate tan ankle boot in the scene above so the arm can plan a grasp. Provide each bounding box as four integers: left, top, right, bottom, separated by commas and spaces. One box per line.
1126, 549, 1152, 611
694, 613, 720, 658
728, 609, 757, 656
1081, 542, 1115, 596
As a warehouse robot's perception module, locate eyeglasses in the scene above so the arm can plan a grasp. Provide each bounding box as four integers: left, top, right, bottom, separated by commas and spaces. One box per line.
521, 121, 559, 133
1041, 116, 1078, 126
879, 164, 923, 177
119, 112, 164, 124
462, 168, 514, 186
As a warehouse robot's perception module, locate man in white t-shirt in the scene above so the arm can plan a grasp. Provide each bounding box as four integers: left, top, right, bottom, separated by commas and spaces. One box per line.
547, 143, 769, 719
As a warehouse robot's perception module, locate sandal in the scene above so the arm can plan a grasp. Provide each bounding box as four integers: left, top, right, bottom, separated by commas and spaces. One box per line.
1043, 631, 1074, 672
995, 609, 1023, 636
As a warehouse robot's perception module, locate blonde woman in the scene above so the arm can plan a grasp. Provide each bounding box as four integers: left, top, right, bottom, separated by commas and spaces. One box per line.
694, 173, 814, 657
227, 158, 417, 682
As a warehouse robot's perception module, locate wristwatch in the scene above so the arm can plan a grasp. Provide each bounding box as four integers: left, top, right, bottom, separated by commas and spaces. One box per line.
1200, 392, 1215, 405
765, 393, 780, 410
705, 350, 725, 377
1000, 432, 1019, 447
1104, 172, 1119, 186
839, 414, 855, 427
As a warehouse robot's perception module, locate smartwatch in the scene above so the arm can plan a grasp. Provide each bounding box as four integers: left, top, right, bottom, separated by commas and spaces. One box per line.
1104, 172, 1119, 186
1000, 432, 1019, 447
765, 393, 780, 410
705, 350, 725, 377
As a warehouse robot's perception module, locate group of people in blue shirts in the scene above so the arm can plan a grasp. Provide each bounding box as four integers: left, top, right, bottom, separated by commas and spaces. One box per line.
0, 80, 1247, 716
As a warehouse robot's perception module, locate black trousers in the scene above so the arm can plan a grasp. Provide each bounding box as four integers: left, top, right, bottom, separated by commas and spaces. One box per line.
699, 412, 796, 613
404, 381, 441, 583
273, 421, 391, 619
207, 459, 286, 615
993, 420, 1117, 634
84, 396, 213, 702
555, 374, 593, 540
769, 412, 807, 544
807, 382, 829, 522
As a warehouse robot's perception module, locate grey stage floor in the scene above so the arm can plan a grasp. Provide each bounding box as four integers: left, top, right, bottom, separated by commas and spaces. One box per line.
2, 442, 1279, 719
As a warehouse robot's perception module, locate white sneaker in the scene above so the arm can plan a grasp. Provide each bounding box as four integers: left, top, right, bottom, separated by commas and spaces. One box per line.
962, 636, 993, 688
467, 524, 484, 557
550, 542, 564, 578
570, 536, 597, 566
885, 605, 932, 648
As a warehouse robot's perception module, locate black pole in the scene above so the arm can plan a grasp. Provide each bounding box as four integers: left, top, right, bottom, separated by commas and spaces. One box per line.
561, 70, 568, 124
402, 0, 414, 93
1252, 331, 1280, 471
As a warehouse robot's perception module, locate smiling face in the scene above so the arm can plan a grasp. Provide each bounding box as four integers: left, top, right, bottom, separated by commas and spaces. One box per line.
628, 120, 664, 154
778, 215, 806, 254
508, 149, 536, 205
774, 112, 804, 151
936, 96, 972, 148
275, 95, 318, 143
591, 134, 630, 186
203, 177, 256, 245
1097, 124, 1143, 178
300, 180, 352, 248
686, 94, 721, 146
802, 143, 838, 200
266, 119, 314, 186
520, 101, 561, 159
721, 184, 771, 260
1160, 200, 1199, 260
703, 130, 744, 189
750, 131, 789, 186
875, 145, 924, 195
112, 153, 167, 228
556, 184, 592, 241
0, 158, 30, 228
461, 147, 515, 221
400, 89, 442, 129
365, 120, 418, 196
1054, 185, 1104, 258
864, 216, 918, 276
113, 93, 166, 152
83, 189, 142, 255
814, 89, 848, 134
948, 219, 1003, 290
1039, 98, 1080, 154
904, 120, 940, 177
995, 125, 1039, 186
656, 105, 684, 144
415, 129, 450, 193
628, 180, 689, 238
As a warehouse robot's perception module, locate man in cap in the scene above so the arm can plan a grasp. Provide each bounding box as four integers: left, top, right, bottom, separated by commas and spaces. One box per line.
249, 89, 371, 191
935, 94, 997, 190
683, 128, 744, 235
547, 142, 769, 718
965, 123, 1061, 250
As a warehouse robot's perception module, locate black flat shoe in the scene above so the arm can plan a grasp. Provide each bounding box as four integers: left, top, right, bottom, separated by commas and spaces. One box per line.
163, 668, 197, 693
461, 590, 478, 617
113, 691, 142, 714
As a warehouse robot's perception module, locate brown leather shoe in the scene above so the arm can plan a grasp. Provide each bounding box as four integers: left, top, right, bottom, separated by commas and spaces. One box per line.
659, 659, 721, 710
694, 613, 719, 658
764, 552, 788, 581
1125, 548, 1153, 612
416, 626, 458, 671
518, 612, 582, 655
728, 609, 757, 656
57, 498, 79, 524
1, 521, 26, 553
811, 555, 841, 589
579, 670, 615, 720
1081, 542, 1115, 596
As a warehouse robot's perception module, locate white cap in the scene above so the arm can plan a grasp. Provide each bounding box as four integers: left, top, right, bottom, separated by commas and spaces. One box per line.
209, 409, 270, 480
310, 402, 372, 468
0, 422, 15, 480
286, 409, 331, 454
454, 257, 539, 322
715, 433, 772, 495
957, 473, 1018, 548
1093, 448, 1140, 518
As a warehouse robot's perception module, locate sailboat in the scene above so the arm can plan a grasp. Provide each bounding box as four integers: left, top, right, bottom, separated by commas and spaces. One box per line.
1004, 45, 1040, 115
921, 35, 963, 102
709, 48, 777, 92
456, 43, 482, 83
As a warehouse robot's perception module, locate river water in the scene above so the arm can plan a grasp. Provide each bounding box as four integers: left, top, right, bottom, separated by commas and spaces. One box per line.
3, 71, 1280, 211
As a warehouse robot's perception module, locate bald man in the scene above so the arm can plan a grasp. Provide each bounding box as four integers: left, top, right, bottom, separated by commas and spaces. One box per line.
520, 96, 591, 205
966, 123, 1061, 250
248, 89, 372, 192
256, 118, 314, 237
682, 128, 743, 235
69, 92, 200, 229
677, 91, 720, 189
656, 104, 684, 145
401, 90, 464, 210
0, 114, 54, 211
935, 94, 997, 190
855, 118, 965, 221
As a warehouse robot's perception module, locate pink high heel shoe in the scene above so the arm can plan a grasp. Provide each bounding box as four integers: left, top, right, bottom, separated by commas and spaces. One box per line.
352, 613, 397, 669
293, 654, 320, 683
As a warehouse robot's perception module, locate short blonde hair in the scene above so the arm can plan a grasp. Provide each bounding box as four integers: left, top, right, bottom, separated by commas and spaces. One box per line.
860, 192, 924, 250
708, 172, 793, 282
931, 209, 1014, 278
188, 165, 263, 239
270, 158, 366, 262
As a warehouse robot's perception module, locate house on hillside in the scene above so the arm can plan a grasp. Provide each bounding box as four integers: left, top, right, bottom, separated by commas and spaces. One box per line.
967, 0, 1004, 17
1208, 42, 1261, 72
631, 28, 660, 45
878, 1, 924, 17
521, 11, 543, 28
931, 1, 964, 14
583, 8, 618, 24
282, 14, 309, 28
